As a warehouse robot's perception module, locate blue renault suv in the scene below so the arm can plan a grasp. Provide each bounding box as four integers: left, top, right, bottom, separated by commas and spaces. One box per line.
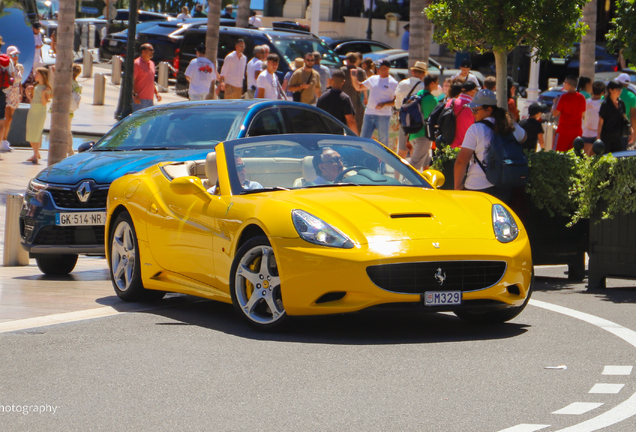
20, 100, 355, 275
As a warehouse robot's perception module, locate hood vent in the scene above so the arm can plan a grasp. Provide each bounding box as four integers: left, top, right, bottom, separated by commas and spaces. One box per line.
390, 213, 432, 219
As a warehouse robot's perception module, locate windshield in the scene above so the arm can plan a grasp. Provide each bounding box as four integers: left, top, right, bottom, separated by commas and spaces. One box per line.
271, 37, 341, 69
224, 136, 430, 195
93, 108, 244, 151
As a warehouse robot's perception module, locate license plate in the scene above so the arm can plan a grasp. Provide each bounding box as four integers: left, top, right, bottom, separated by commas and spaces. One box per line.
109, 40, 118, 46
424, 291, 462, 306
56, 212, 106, 226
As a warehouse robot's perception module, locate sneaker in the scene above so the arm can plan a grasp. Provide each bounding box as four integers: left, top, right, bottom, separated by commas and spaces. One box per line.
0, 140, 13, 152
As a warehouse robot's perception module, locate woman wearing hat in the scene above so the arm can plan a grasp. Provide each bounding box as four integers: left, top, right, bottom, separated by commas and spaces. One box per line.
2, 46, 24, 150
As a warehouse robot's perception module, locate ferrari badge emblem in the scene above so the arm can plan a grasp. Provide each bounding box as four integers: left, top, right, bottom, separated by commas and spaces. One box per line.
432, 242, 440, 248
434, 267, 446, 286
76, 181, 92, 203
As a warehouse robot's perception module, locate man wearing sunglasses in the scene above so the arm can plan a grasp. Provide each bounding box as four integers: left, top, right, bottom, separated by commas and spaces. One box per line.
208, 155, 263, 194
133, 43, 162, 112
311, 149, 345, 185
288, 52, 321, 105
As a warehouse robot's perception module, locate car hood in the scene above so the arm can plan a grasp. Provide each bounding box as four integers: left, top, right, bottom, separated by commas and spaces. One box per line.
36, 149, 212, 185
273, 187, 501, 243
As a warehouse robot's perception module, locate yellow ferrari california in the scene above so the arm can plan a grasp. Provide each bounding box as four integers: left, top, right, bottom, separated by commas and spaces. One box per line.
105, 134, 533, 330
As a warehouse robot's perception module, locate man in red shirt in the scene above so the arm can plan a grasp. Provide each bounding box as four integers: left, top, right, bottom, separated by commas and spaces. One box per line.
552, 75, 586, 152
133, 43, 162, 112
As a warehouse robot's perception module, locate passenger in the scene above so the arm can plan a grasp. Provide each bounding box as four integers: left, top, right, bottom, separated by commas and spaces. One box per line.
208, 156, 263, 194
311, 149, 345, 185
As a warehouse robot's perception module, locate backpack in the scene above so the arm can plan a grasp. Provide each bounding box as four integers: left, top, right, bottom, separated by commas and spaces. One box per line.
473, 120, 529, 188
425, 99, 447, 141
398, 82, 425, 134
437, 98, 465, 144
0, 54, 14, 89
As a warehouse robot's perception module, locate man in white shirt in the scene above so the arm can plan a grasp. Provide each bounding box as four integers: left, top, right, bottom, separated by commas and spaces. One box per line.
248, 10, 262, 27
184, 44, 217, 101
256, 54, 283, 100
32, 23, 43, 69
394, 60, 427, 159
245, 46, 264, 99
220, 39, 247, 99
312, 51, 331, 95
451, 59, 480, 89
350, 59, 398, 146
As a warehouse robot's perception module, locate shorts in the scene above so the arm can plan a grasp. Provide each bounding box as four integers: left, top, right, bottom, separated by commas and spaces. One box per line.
132, 99, 153, 112
555, 129, 581, 152
0, 91, 6, 119
582, 136, 596, 144
189, 93, 206, 101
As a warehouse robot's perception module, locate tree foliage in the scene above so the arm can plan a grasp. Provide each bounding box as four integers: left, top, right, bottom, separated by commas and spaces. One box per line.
607, 0, 636, 64
426, 0, 587, 58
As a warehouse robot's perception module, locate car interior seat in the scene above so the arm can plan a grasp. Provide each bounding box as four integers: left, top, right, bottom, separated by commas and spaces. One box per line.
204, 152, 218, 193
292, 156, 317, 188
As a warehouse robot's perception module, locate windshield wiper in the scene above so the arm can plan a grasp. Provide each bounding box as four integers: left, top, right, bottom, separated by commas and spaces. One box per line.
304, 183, 362, 188
130, 146, 180, 151
92, 148, 123, 151
241, 187, 290, 194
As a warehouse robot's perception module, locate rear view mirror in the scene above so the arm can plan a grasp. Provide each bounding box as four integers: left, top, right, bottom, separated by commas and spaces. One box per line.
422, 169, 445, 189
78, 141, 94, 153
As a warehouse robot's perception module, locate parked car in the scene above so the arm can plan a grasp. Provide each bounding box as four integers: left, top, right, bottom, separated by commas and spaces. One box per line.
271, 21, 310, 33
565, 43, 618, 75
595, 68, 636, 84
136, 18, 235, 71
320, 37, 392, 59
176, 26, 342, 95
101, 9, 172, 34
99, 21, 168, 61
362, 49, 485, 84
105, 133, 533, 330
20, 100, 356, 276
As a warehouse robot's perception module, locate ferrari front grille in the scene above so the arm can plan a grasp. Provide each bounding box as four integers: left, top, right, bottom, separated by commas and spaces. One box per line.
366, 261, 507, 294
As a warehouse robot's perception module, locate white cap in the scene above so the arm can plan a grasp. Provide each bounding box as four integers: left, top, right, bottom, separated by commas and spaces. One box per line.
616, 73, 631, 85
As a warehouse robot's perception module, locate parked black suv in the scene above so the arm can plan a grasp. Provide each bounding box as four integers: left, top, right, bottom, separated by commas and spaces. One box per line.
176, 27, 342, 95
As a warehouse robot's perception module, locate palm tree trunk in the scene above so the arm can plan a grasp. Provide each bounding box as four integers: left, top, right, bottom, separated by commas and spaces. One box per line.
236, 0, 250, 27
408, 0, 425, 68
495, 50, 508, 109
205, 0, 221, 99
48, 0, 75, 166
580, 0, 597, 79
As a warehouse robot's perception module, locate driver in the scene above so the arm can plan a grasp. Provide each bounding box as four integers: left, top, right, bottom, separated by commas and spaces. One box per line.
208, 156, 263, 193
311, 149, 345, 185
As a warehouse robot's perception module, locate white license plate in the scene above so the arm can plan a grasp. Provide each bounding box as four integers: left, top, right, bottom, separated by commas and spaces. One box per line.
424, 291, 462, 306
56, 212, 106, 226
109, 40, 118, 46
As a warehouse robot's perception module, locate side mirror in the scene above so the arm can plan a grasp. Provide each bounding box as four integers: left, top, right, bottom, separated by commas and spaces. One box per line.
422, 169, 445, 189
169, 176, 211, 201
78, 141, 94, 153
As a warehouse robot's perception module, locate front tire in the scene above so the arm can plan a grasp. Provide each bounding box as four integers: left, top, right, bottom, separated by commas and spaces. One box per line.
230, 236, 287, 331
108, 211, 164, 302
36, 254, 78, 275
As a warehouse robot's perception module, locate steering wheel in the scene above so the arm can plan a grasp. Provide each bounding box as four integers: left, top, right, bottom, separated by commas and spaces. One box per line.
333, 166, 368, 183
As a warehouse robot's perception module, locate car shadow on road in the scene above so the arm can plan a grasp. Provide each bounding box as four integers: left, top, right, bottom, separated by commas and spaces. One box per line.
12, 269, 110, 282
101, 296, 531, 345
535, 275, 636, 303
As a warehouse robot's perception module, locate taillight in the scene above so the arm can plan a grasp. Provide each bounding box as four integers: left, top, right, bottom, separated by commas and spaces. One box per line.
613, 65, 618, 72
174, 48, 180, 71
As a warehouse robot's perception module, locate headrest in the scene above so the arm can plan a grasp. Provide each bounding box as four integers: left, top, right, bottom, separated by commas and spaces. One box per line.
205, 152, 218, 186
302, 155, 317, 183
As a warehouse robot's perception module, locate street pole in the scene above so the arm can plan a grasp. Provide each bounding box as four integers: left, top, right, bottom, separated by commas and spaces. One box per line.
527, 47, 540, 103
366, 0, 373, 40
114, 0, 138, 120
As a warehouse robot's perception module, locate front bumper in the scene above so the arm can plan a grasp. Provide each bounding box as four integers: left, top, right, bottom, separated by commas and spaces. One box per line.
20, 182, 109, 255
272, 235, 532, 316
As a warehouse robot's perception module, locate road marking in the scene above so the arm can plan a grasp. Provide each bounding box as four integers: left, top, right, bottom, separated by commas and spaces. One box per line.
499, 423, 550, 432
553, 391, 636, 432
553, 403, 604, 415
589, 383, 625, 394
602, 366, 633, 375
530, 299, 636, 431
496, 424, 550, 432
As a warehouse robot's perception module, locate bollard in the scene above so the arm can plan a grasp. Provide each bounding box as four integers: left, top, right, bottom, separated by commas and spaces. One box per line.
93, 73, 105, 105
112, 55, 122, 85
82, 47, 93, 78
157, 61, 169, 93
88, 24, 95, 49
3, 194, 29, 266
81, 24, 88, 49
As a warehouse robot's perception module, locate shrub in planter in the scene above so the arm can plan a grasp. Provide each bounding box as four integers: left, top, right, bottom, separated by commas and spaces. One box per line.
431, 145, 460, 190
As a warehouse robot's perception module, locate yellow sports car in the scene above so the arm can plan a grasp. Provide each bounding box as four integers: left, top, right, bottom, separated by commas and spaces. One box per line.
105, 134, 532, 330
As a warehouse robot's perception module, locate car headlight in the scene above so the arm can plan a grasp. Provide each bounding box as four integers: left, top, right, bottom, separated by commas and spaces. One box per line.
492, 204, 519, 243
292, 209, 354, 249
26, 179, 49, 195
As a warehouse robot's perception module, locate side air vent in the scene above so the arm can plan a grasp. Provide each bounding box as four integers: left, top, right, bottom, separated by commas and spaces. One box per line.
390, 213, 432, 219
315, 292, 346, 304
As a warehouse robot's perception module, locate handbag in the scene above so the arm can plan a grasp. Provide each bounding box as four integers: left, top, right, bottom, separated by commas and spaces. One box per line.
69, 90, 81, 112
292, 70, 313, 102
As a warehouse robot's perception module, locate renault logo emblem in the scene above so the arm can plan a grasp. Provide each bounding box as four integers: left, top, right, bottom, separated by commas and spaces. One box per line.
76, 181, 92, 203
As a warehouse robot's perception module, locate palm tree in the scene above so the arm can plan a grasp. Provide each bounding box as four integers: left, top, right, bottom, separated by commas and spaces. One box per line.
205, 0, 222, 99
409, 0, 434, 67
579, 0, 597, 80
236, 0, 250, 27
48, 0, 75, 166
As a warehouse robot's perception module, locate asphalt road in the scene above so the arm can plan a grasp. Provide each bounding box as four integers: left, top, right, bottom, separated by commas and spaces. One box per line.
1, 265, 636, 431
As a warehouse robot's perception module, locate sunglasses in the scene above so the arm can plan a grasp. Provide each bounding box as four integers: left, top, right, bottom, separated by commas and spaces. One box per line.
305, 58, 315, 62
324, 156, 342, 164
236, 164, 246, 172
